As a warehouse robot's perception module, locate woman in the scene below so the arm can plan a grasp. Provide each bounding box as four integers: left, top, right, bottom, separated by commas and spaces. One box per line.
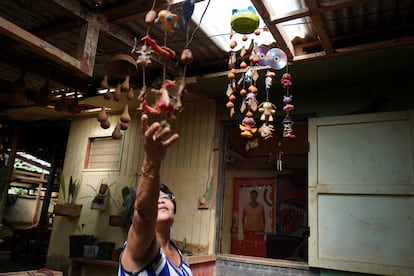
118, 114, 192, 275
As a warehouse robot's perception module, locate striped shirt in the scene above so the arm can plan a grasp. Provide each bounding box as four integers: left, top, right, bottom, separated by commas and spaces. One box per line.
118, 241, 192, 276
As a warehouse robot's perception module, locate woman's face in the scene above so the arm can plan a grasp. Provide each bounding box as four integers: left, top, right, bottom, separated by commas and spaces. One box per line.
157, 192, 175, 222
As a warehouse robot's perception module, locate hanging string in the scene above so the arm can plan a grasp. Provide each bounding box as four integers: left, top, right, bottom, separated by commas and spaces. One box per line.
146, 0, 157, 36
184, 0, 211, 49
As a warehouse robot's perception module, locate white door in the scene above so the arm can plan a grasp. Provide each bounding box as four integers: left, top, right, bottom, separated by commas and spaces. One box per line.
308, 110, 414, 276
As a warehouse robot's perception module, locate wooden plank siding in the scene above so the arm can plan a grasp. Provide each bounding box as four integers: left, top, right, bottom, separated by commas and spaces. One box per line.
48, 98, 218, 265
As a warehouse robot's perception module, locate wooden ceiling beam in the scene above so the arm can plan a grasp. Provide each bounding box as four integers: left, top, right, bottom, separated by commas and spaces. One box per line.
52, 0, 179, 76
270, 0, 371, 25
292, 35, 414, 62
77, 22, 100, 77
52, 0, 133, 46
294, 24, 414, 50
0, 52, 92, 94
305, 0, 334, 56
318, 0, 372, 13
0, 16, 91, 78
267, 0, 373, 58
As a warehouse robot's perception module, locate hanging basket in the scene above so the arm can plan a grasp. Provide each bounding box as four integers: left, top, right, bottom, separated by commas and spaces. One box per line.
54, 203, 83, 219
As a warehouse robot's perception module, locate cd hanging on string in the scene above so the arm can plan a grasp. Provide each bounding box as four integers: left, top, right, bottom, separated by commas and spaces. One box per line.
265, 48, 287, 70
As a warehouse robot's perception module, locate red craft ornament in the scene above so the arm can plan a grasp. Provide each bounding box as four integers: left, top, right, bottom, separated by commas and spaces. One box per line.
143, 79, 177, 121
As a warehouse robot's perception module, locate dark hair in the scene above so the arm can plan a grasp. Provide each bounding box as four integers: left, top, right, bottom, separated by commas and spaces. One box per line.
125, 183, 176, 229
160, 183, 177, 215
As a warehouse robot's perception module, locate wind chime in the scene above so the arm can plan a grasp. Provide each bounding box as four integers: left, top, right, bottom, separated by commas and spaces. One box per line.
257, 70, 276, 140
226, 6, 261, 139
134, 0, 195, 125
281, 70, 296, 138
225, 5, 295, 142
97, 0, 196, 138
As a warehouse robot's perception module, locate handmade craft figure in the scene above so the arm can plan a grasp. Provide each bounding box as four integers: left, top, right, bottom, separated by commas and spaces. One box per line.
280, 73, 292, 89
265, 70, 275, 90
282, 117, 296, 138
182, 0, 195, 32
231, 6, 259, 34
258, 101, 277, 122
136, 44, 153, 66
155, 10, 180, 32
282, 95, 294, 111
241, 90, 258, 113
239, 115, 257, 138
143, 79, 177, 120
258, 123, 274, 140
141, 35, 176, 59
245, 137, 259, 151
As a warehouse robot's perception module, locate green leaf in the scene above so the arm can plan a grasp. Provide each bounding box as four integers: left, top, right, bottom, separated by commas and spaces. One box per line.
121, 187, 130, 203
60, 174, 67, 203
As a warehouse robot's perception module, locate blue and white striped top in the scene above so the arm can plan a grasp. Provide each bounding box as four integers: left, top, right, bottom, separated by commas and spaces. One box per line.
118, 241, 192, 276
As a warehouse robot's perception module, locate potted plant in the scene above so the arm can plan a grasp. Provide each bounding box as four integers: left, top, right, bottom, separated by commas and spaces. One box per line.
109, 186, 131, 227
84, 178, 116, 212
69, 223, 97, 258
54, 174, 83, 218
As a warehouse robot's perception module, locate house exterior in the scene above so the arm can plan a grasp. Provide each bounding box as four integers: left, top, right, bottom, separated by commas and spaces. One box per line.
47, 45, 414, 275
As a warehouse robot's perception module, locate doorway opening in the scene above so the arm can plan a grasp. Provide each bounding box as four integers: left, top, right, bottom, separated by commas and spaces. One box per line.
219, 119, 309, 261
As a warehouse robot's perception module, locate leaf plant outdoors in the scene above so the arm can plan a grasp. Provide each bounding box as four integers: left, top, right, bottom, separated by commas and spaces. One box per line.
60, 174, 81, 204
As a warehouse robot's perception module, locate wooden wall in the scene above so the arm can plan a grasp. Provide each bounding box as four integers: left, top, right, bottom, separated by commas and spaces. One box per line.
47, 98, 218, 275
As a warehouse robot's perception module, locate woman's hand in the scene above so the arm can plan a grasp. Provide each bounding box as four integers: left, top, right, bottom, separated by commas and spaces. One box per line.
141, 114, 179, 164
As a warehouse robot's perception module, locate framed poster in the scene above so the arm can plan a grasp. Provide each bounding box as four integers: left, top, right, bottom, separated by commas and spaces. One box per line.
231, 177, 275, 257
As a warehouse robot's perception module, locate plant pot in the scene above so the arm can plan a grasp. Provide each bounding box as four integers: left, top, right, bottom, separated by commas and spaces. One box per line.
69, 235, 95, 258
83, 245, 99, 259
97, 242, 115, 260
108, 215, 127, 227
54, 203, 82, 219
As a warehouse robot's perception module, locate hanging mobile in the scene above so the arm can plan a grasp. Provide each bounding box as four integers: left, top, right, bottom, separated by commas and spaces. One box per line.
258, 70, 276, 140
281, 69, 296, 138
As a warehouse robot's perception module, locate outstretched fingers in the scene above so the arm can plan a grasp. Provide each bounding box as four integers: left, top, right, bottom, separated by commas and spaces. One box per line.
162, 133, 180, 147
141, 114, 179, 148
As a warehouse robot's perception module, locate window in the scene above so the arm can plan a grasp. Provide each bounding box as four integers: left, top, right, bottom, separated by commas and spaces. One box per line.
85, 137, 123, 170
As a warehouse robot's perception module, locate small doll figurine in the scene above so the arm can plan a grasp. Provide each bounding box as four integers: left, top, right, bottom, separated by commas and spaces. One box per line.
155, 10, 180, 32
282, 95, 294, 111
282, 117, 296, 138
258, 101, 277, 122
239, 115, 257, 138
280, 73, 292, 89
265, 70, 275, 91
258, 123, 274, 140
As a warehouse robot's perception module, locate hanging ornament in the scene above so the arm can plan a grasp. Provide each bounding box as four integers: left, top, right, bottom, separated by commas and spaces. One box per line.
258, 70, 276, 140
231, 6, 259, 34
239, 113, 257, 138
142, 79, 177, 121
182, 0, 195, 33
282, 115, 296, 138
155, 10, 180, 32
280, 68, 296, 138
